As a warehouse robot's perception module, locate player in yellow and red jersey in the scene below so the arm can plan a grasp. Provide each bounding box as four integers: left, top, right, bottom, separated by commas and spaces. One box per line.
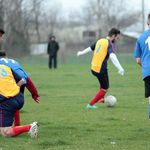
77, 28, 125, 109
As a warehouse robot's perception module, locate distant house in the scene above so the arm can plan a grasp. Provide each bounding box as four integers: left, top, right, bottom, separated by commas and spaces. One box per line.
118, 30, 141, 53
82, 30, 96, 47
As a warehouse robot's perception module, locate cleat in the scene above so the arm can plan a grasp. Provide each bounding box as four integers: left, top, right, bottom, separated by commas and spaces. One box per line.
28, 122, 38, 138
86, 104, 97, 109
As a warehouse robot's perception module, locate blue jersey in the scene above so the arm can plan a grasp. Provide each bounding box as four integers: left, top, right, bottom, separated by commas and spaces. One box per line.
0, 58, 28, 82
134, 29, 150, 79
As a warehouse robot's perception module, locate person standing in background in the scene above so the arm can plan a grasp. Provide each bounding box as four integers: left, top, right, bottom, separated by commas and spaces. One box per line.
47, 35, 59, 69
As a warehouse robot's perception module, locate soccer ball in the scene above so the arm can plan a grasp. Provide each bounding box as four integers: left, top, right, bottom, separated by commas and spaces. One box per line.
104, 95, 117, 107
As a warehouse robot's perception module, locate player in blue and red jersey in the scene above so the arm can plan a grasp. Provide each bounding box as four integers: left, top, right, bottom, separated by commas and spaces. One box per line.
134, 13, 150, 119
77, 28, 125, 109
0, 51, 40, 126
0, 64, 38, 138
0, 29, 40, 126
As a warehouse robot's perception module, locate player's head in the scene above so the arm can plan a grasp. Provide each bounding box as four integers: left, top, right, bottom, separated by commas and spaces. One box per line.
0, 50, 6, 58
0, 29, 5, 43
108, 28, 120, 43
147, 13, 150, 28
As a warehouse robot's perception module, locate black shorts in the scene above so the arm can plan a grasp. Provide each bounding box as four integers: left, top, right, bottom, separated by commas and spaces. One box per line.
91, 70, 109, 90
144, 76, 150, 98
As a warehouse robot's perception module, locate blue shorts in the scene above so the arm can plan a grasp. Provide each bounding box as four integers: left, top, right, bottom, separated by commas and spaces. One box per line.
0, 93, 24, 127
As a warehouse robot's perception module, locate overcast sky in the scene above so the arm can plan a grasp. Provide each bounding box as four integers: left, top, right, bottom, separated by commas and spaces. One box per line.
47, 0, 149, 13
58, 0, 86, 11
45, 0, 150, 21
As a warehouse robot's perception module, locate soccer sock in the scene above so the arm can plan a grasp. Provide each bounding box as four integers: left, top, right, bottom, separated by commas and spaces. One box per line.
89, 88, 107, 106
10, 124, 31, 137
14, 110, 20, 126
26, 77, 40, 100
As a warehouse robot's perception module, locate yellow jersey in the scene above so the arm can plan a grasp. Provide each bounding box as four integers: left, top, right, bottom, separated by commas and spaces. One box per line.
0, 65, 20, 98
91, 38, 109, 73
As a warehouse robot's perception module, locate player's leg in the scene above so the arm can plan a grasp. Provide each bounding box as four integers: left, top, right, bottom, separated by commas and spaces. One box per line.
14, 89, 25, 126
13, 84, 26, 126
0, 93, 38, 138
0, 108, 30, 137
14, 110, 20, 126
144, 76, 150, 119
87, 71, 109, 109
0, 122, 38, 138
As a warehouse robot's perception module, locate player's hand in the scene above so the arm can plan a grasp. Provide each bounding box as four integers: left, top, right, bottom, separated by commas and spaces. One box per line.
34, 97, 40, 103
77, 51, 83, 56
118, 69, 125, 76
32, 95, 40, 103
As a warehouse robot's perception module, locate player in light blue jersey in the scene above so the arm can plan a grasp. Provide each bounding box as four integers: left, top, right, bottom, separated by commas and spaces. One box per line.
134, 13, 150, 120
0, 51, 40, 126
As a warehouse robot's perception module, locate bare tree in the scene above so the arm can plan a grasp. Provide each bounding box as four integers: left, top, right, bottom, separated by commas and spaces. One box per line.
30, 0, 45, 42
0, 0, 47, 56
0, 0, 5, 50
2, 0, 31, 56
43, 1, 62, 36
0, 0, 4, 28
81, 0, 140, 36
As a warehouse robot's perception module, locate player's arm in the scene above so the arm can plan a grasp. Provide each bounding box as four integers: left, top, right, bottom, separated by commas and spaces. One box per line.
134, 41, 141, 66
108, 43, 124, 76
11, 69, 26, 87
77, 42, 96, 56
109, 53, 125, 76
26, 77, 40, 103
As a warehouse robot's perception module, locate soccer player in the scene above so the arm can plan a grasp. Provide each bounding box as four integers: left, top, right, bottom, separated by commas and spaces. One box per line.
0, 64, 38, 138
134, 13, 150, 119
0, 29, 40, 126
0, 51, 40, 126
77, 28, 125, 109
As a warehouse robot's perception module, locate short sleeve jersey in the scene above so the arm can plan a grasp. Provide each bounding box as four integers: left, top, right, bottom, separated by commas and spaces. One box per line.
0, 58, 28, 81
0, 65, 20, 98
134, 29, 150, 79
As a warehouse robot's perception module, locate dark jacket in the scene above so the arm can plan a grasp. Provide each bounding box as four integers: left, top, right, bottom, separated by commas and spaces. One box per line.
47, 41, 59, 56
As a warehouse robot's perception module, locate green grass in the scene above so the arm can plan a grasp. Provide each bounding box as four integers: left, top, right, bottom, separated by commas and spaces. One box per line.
0, 54, 149, 150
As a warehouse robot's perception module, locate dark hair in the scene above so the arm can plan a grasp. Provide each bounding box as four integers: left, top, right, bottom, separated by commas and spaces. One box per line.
0, 29, 5, 34
0, 51, 6, 57
108, 28, 120, 37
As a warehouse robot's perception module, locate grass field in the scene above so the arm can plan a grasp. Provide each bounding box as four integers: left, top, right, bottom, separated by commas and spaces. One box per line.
0, 54, 150, 150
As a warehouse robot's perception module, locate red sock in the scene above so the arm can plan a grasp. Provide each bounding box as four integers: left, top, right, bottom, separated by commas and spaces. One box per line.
11, 125, 31, 137
89, 88, 107, 105
14, 110, 20, 126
